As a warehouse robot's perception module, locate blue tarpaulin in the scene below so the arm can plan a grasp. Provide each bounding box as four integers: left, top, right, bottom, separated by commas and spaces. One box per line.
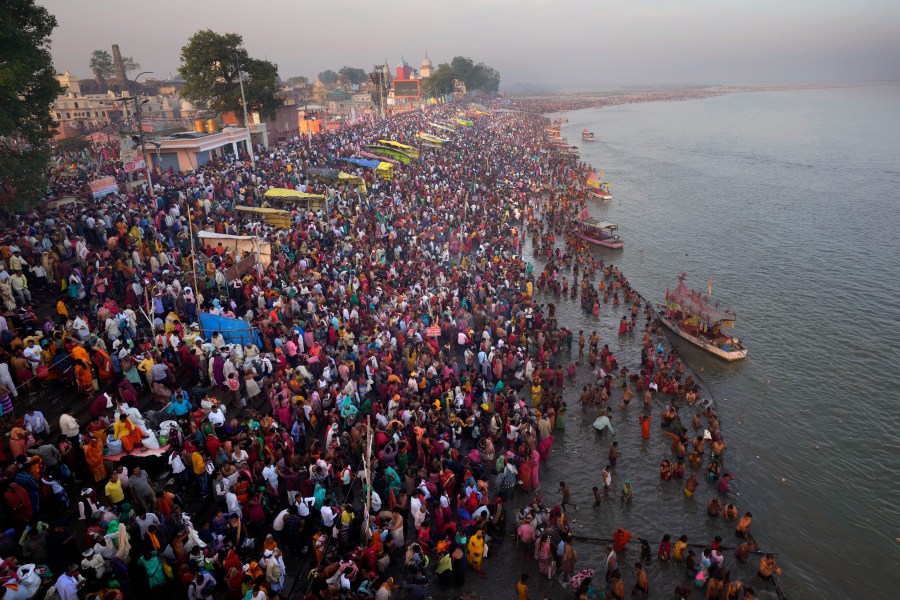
340, 158, 381, 169
199, 312, 262, 348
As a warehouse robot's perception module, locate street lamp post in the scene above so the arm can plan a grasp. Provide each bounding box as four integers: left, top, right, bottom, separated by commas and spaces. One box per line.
234, 54, 256, 169
115, 71, 155, 201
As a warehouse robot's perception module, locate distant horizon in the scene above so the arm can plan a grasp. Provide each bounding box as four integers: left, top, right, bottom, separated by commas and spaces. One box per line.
38, 0, 900, 88
500, 79, 900, 92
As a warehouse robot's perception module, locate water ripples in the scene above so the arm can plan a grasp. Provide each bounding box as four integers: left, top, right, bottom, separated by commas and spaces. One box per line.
548, 86, 900, 598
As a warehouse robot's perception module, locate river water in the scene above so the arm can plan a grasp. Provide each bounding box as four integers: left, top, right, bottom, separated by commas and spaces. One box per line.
512, 85, 900, 599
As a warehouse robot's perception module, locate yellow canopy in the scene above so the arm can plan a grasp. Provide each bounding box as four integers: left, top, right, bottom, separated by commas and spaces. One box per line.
263, 188, 325, 200
338, 172, 368, 194
378, 140, 420, 159
376, 162, 393, 180
263, 188, 326, 210
234, 205, 292, 228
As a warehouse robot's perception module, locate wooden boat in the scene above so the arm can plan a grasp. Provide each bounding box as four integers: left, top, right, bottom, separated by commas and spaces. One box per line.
575, 209, 623, 249
582, 129, 596, 141
656, 273, 748, 361
585, 172, 612, 200
588, 188, 612, 201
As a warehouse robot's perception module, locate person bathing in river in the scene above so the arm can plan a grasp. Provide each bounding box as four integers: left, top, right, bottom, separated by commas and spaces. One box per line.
736, 511, 753, 537
757, 553, 782, 581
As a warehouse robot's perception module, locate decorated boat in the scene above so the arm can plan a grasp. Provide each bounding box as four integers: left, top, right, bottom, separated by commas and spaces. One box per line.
575, 208, 623, 249
585, 172, 612, 200
657, 273, 748, 361
582, 129, 596, 141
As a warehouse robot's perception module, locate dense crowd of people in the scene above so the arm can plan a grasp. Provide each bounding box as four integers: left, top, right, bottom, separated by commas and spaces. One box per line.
0, 100, 777, 600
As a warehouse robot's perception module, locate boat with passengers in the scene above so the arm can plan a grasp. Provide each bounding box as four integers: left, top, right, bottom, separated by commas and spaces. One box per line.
575, 208, 623, 249
656, 273, 748, 361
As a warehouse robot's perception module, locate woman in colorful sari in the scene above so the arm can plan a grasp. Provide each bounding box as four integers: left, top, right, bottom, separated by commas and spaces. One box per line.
223, 547, 244, 600
83, 434, 107, 482
466, 529, 486, 575
537, 532, 553, 577
93, 347, 114, 385
71, 343, 94, 394
113, 413, 144, 452
9, 420, 29, 459
138, 550, 167, 590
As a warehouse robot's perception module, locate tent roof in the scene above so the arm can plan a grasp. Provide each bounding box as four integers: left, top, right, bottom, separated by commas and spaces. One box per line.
668, 280, 735, 324
340, 157, 381, 169
197, 230, 260, 241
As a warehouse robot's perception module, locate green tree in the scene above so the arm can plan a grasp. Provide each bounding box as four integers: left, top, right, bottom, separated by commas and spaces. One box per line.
89, 49, 141, 77
447, 56, 500, 94
338, 66, 367, 85
0, 0, 64, 208
285, 75, 309, 87
475, 63, 501, 93
178, 30, 280, 123
317, 69, 338, 85
450, 56, 476, 86
89, 50, 114, 77
423, 63, 456, 99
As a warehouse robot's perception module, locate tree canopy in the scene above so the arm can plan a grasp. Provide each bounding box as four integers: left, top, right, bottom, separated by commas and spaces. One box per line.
423, 56, 500, 98
317, 70, 338, 85
0, 0, 64, 208
178, 29, 280, 123
89, 49, 140, 78
285, 75, 309, 87
338, 66, 367, 85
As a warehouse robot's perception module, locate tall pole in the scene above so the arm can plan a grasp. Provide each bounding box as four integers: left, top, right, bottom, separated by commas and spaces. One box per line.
236, 54, 256, 168
186, 203, 200, 297
364, 416, 373, 525
133, 71, 155, 201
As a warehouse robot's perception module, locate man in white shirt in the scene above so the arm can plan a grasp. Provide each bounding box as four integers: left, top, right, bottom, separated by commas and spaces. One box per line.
262, 460, 280, 493
226, 488, 242, 518
54, 565, 81, 600
10, 272, 30, 306
272, 507, 289, 532
134, 508, 160, 538
80, 548, 107, 579
169, 450, 188, 492
59, 412, 80, 443
23, 340, 42, 374
320, 504, 335, 528
208, 405, 225, 427
24, 408, 48, 436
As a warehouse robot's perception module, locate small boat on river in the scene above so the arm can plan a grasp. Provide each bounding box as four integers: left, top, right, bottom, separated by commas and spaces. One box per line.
582, 129, 596, 141
585, 172, 612, 200
575, 208, 623, 249
656, 273, 748, 361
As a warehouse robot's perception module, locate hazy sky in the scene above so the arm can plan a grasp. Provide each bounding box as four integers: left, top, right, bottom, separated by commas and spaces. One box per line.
38, 0, 900, 88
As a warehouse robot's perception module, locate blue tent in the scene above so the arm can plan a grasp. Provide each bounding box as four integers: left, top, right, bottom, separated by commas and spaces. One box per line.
340, 157, 381, 169
199, 312, 262, 348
